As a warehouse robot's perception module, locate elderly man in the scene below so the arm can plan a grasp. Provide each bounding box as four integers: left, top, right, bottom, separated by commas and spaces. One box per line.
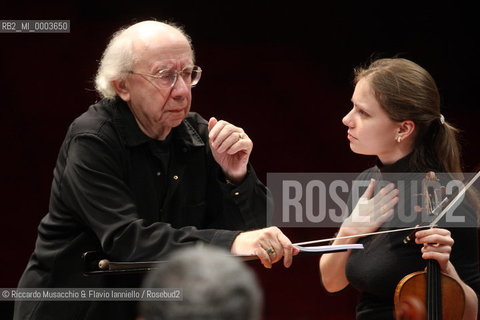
14, 20, 297, 320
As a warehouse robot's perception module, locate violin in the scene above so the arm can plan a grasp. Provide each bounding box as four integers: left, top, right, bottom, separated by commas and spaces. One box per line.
307, 171, 479, 318
394, 171, 465, 320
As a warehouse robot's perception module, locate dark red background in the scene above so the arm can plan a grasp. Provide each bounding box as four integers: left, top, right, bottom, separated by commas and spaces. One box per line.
1, 2, 479, 319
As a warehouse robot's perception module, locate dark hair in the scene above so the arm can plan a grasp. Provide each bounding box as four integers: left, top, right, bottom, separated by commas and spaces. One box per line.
354, 58, 461, 173
354, 58, 480, 221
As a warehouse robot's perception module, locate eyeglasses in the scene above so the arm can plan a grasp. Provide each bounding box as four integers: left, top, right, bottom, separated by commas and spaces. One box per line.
128, 65, 202, 89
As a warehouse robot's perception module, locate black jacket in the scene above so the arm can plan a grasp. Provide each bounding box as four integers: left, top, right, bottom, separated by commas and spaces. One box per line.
14, 98, 268, 320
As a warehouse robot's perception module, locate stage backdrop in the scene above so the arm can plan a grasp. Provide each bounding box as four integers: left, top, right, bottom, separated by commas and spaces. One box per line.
1, 2, 479, 319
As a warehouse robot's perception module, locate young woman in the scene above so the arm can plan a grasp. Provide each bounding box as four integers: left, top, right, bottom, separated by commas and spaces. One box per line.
319, 58, 480, 319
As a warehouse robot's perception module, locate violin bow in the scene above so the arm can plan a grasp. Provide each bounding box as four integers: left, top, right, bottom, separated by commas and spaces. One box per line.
428, 171, 480, 227
293, 171, 480, 247
293, 225, 429, 246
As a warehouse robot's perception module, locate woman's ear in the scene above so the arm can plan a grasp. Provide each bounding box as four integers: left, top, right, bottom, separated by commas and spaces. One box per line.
112, 79, 130, 101
397, 120, 415, 140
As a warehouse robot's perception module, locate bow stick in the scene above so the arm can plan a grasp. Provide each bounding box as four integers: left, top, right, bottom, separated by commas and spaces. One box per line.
294, 171, 480, 247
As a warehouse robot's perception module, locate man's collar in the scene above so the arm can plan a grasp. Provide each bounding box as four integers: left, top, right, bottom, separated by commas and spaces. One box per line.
112, 98, 205, 148
113, 98, 150, 147
172, 117, 205, 148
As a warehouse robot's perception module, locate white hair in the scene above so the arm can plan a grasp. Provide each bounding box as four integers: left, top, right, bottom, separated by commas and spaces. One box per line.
94, 20, 193, 99
94, 26, 135, 99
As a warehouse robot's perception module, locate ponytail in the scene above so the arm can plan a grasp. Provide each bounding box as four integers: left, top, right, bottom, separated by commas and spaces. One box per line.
434, 121, 462, 173
410, 117, 462, 173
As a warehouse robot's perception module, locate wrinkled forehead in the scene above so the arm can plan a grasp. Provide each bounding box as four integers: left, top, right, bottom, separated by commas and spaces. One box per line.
131, 27, 193, 69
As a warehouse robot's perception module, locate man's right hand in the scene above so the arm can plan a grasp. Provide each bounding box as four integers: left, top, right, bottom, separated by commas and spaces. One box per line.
231, 227, 300, 269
